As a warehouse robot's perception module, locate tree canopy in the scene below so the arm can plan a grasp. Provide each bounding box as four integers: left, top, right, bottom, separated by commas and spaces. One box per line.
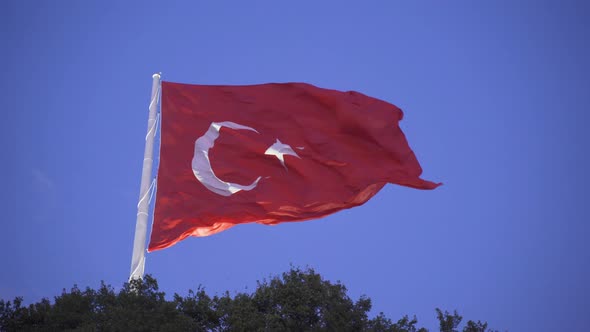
1, 267, 499, 332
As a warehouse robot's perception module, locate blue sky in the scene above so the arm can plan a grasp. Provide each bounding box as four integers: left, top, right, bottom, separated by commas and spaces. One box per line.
2, 1, 589, 331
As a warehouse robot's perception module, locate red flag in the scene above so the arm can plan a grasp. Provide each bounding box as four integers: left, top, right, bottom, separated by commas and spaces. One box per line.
148, 81, 440, 251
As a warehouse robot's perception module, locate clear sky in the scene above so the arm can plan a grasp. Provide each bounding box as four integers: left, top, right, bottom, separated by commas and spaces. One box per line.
2, 1, 589, 331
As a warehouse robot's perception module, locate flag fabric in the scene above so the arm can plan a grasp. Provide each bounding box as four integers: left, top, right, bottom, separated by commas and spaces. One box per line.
148, 81, 440, 251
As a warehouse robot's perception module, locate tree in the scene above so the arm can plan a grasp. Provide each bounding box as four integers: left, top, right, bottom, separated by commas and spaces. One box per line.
247, 267, 370, 331
462, 320, 489, 332
436, 309, 462, 332
0, 267, 500, 331
174, 286, 220, 331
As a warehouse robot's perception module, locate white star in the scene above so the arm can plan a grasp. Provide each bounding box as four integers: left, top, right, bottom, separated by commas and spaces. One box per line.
264, 139, 301, 169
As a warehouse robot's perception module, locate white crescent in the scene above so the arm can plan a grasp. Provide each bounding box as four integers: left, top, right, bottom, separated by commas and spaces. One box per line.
192, 121, 262, 196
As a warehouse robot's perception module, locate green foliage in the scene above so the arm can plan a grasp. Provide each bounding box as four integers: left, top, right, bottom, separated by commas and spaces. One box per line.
0, 267, 499, 332
436, 308, 462, 332
462, 320, 489, 332
248, 267, 369, 331
174, 286, 219, 331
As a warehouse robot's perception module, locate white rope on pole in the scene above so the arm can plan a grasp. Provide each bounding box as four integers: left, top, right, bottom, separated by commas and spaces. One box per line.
130, 73, 161, 281
145, 112, 160, 141
136, 178, 156, 209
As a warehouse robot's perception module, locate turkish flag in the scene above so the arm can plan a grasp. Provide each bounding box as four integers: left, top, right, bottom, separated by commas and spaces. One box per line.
148, 81, 440, 251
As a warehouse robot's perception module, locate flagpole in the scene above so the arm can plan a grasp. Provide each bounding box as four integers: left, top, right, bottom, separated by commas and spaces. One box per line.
130, 73, 161, 280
